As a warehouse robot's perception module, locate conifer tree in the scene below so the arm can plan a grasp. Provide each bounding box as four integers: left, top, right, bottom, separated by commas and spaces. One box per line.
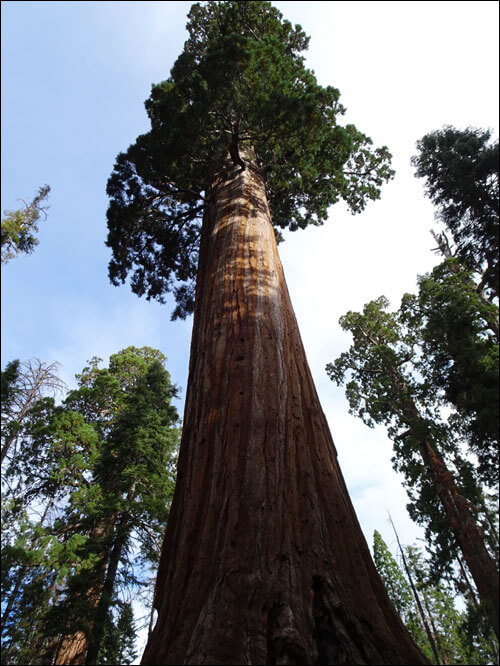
52, 348, 180, 665
373, 530, 499, 665
327, 297, 499, 640
107, 2, 430, 664
0, 348, 180, 665
373, 530, 438, 663
373, 531, 413, 624
401, 257, 499, 487
1, 185, 50, 264
98, 602, 137, 665
411, 126, 498, 300
1, 358, 66, 464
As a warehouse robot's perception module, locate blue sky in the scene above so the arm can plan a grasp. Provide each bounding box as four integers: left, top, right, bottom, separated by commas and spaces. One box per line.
2, 1, 499, 637
1, 2, 195, 394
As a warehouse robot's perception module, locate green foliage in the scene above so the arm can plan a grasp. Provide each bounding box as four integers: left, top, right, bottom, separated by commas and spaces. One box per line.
106, 1, 393, 318
373, 530, 413, 619
1, 357, 66, 465
326, 296, 496, 575
1, 361, 21, 461
405, 545, 499, 665
373, 531, 498, 664
372, 531, 433, 661
98, 602, 137, 665
1, 185, 50, 264
401, 260, 499, 484
411, 126, 499, 299
1, 361, 21, 415
1, 347, 180, 665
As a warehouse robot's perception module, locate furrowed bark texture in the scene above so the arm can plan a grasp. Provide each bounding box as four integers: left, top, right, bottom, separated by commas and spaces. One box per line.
142, 156, 428, 665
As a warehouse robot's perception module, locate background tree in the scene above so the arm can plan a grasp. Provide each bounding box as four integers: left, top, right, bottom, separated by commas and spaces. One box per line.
411, 126, 499, 301
0, 347, 180, 666
98, 601, 137, 666
1, 398, 98, 665
1, 357, 66, 464
374, 528, 498, 665
373, 529, 439, 664
327, 296, 498, 640
328, 127, 499, 643
372, 530, 420, 632
401, 260, 499, 485
408, 126, 499, 485
1, 184, 50, 264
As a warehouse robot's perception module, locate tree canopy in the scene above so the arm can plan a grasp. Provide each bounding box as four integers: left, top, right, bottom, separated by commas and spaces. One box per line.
106, 0, 393, 318
1, 348, 181, 665
1, 185, 50, 264
411, 126, 499, 300
402, 260, 499, 482
326, 295, 497, 569
374, 530, 498, 665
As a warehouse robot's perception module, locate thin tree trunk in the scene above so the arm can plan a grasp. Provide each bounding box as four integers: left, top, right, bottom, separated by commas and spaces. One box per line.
1, 389, 37, 462
141, 152, 428, 665
389, 514, 442, 665
412, 568, 447, 665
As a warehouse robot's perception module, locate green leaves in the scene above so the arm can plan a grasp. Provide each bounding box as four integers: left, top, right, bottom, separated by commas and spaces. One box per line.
373, 532, 498, 664
1, 185, 50, 264
106, 0, 394, 317
373, 530, 413, 619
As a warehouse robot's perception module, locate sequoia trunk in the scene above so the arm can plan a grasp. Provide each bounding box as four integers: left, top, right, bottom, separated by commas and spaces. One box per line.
142, 154, 428, 665
421, 440, 499, 640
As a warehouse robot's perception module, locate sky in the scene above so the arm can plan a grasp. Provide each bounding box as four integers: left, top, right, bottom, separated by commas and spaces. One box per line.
1, 0, 499, 654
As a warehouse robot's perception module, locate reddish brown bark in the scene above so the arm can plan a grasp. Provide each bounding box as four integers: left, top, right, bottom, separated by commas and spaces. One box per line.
421, 440, 499, 640
386, 368, 499, 641
142, 155, 428, 665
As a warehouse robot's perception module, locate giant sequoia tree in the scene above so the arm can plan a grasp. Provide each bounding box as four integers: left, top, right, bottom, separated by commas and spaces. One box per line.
107, 3, 427, 664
